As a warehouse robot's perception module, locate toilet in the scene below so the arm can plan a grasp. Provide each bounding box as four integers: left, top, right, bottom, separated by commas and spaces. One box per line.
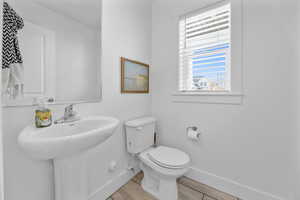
125, 117, 191, 200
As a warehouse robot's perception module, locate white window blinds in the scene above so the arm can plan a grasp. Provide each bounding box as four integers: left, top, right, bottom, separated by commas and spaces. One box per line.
179, 3, 231, 92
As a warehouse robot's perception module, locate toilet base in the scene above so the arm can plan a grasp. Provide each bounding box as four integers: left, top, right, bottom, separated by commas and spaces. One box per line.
140, 162, 178, 200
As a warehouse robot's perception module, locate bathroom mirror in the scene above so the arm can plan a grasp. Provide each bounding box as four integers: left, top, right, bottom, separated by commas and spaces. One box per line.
2, 0, 102, 106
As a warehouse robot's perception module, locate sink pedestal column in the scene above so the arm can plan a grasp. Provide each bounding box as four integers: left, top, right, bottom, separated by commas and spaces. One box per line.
53, 153, 88, 200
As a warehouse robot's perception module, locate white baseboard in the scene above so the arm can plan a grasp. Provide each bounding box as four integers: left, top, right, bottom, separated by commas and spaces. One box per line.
87, 166, 286, 200
88, 169, 139, 200
186, 167, 285, 200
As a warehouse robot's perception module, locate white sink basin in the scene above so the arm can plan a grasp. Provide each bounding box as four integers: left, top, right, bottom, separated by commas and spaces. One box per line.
18, 116, 120, 200
18, 116, 120, 160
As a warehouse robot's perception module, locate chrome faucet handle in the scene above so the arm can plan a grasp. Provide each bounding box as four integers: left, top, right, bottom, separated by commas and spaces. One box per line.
65, 104, 74, 112
64, 104, 75, 118
54, 104, 80, 124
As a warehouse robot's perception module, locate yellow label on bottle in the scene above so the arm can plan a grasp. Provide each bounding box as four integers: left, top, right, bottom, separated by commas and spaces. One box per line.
36, 110, 52, 127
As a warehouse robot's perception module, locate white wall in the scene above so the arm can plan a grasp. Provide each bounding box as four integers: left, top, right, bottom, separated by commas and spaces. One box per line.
151, 0, 298, 199
295, 0, 300, 198
2, 0, 152, 200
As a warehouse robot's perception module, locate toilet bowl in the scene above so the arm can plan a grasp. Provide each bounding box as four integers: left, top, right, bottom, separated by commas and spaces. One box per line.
125, 117, 191, 200
139, 146, 190, 200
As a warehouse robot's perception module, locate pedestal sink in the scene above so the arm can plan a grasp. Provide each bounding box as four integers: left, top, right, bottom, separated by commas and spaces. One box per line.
18, 116, 120, 200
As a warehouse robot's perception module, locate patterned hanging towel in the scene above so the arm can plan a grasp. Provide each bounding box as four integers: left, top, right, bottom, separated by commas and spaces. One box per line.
2, 1, 24, 99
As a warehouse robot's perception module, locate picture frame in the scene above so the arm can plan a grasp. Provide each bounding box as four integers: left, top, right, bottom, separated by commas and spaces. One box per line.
121, 57, 149, 93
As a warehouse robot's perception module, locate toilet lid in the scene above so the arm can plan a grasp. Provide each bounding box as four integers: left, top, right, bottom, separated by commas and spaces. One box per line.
147, 146, 190, 169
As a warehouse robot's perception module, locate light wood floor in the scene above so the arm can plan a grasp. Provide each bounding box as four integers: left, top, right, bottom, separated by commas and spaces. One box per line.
107, 172, 240, 200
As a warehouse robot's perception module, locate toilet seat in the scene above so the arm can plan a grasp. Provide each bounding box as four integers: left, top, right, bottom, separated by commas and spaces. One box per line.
139, 146, 190, 200
139, 146, 190, 177
147, 146, 190, 169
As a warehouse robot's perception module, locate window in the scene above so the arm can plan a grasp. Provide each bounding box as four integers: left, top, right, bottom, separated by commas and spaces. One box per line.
179, 3, 231, 92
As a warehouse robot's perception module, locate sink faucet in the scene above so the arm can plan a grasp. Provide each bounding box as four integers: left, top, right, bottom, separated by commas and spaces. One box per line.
54, 104, 81, 124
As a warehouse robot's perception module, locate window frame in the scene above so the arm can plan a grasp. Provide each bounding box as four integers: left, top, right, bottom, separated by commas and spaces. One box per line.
173, 0, 243, 104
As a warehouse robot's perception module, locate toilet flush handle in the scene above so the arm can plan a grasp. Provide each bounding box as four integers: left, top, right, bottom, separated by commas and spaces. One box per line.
136, 126, 143, 131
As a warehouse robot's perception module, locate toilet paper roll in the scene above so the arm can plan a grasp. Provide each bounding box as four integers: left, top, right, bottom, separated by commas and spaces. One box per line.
187, 129, 201, 141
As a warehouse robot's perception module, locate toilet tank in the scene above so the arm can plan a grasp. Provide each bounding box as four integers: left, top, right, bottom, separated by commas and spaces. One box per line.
125, 117, 156, 154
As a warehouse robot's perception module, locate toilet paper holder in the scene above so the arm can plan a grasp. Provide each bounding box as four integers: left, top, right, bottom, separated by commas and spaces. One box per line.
186, 126, 201, 140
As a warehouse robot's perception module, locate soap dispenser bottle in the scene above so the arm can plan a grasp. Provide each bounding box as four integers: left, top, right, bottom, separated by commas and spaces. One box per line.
35, 97, 52, 128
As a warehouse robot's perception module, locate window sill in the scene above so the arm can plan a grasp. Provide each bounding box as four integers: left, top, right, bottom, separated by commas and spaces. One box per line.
171, 92, 244, 105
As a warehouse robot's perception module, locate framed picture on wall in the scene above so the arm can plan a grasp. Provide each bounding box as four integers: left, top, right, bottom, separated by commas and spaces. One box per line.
121, 57, 149, 93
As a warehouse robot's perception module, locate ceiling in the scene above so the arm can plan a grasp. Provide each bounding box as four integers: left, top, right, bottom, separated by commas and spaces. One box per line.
33, 0, 101, 29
